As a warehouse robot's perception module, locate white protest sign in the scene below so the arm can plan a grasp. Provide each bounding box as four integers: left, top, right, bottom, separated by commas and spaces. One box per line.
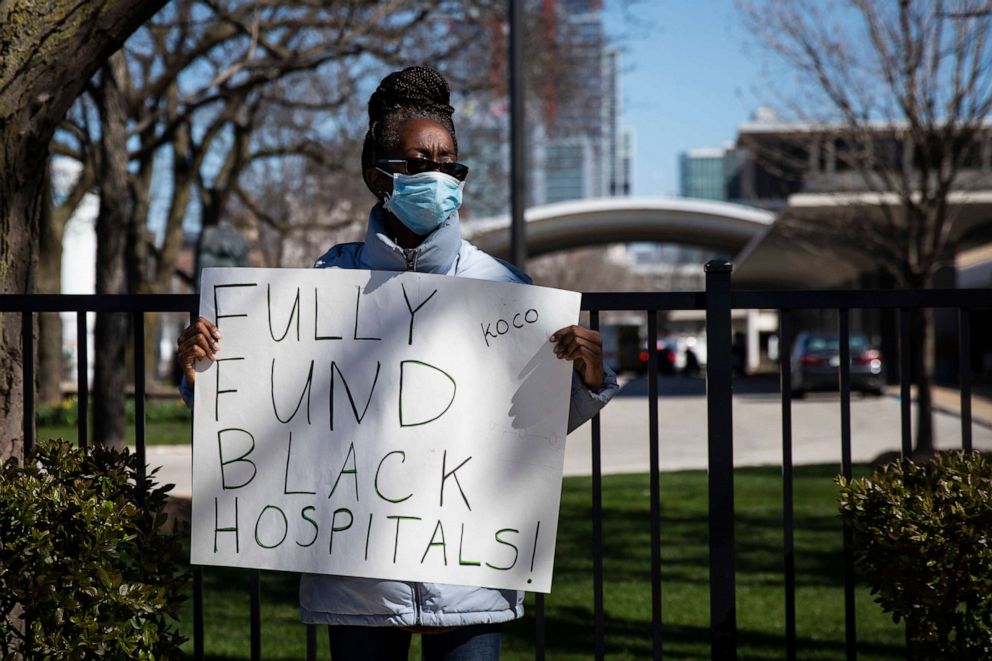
190, 267, 580, 593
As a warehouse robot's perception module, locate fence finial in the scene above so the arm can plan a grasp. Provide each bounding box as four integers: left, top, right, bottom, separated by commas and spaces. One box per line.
705, 259, 733, 274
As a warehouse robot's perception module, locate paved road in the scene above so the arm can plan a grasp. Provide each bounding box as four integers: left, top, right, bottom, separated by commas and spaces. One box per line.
562, 374, 992, 476
148, 375, 992, 497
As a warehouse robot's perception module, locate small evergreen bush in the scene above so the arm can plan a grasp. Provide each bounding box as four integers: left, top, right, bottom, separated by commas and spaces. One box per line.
837, 451, 992, 659
0, 438, 187, 658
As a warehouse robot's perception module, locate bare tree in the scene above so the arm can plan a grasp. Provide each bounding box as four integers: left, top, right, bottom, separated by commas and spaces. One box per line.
48, 0, 602, 276
40, 0, 604, 447
92, 53, 134, 450
36, 97, 105, 407
737, 0, 992, 451
0, 0, 168, 459
528, 246, 655, 292
37, 167, 66, 406
48, 0, 475, 446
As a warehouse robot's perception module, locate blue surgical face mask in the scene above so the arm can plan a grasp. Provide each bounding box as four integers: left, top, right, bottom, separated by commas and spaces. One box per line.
379, 170, 464, 235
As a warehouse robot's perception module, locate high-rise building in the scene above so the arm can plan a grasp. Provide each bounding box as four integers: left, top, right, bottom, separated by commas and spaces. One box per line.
544, 137, 595, 202
679, 146, 741, 201
616, 128, 633, 196
539, 0, 630, 204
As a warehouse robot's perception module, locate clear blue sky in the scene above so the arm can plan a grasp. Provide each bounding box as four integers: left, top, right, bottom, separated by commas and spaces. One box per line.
604, 0, 774, 196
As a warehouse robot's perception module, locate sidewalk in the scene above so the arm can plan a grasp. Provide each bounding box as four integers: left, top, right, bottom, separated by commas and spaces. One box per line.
148, 385, 992, 500
561, 385, 992, 479
883, 384, 992, 427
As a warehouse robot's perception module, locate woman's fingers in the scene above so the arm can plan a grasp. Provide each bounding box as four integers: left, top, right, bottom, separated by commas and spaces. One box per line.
199, 317, 222, 340
549, 325, 605, 390
177, 317, 223, 385
186, 344, 210, 363
551, 325, 602, 360
570, 344, 598, 363
180, 333, 217, 362
551, 325, 601, 347
573, 346, 604, 389
556, 335, 599, 360
180, 317, 221, 344
179, 317, 219, 341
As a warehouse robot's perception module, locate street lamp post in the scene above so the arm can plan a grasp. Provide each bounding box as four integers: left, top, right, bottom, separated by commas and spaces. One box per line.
509, 0, 527, 269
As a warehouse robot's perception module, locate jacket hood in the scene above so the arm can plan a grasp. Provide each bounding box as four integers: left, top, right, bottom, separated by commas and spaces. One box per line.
361, 203, 462, 274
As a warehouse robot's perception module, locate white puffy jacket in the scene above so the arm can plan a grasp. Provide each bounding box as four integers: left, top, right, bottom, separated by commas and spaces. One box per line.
185, 203, 618, 627
298, 205, 618, 627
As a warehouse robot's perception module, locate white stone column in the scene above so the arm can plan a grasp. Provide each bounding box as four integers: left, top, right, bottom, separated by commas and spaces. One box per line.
747, 309, 761, 374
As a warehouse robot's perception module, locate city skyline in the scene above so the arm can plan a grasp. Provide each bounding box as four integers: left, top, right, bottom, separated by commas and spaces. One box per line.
604, 0, 777, 197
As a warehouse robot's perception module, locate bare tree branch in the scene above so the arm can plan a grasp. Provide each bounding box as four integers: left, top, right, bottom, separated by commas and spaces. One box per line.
737, 0, 992, 452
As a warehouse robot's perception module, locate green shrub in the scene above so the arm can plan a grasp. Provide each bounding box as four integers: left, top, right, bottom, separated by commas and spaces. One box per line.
837, 451, 992, 659
0, 438, 188, 658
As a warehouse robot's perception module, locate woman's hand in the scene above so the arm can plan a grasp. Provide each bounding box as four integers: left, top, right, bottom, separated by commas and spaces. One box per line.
551, 325, 605, 390
177, 316, 222, 386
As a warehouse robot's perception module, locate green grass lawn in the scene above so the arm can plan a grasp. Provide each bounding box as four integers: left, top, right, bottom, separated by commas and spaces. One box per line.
39, 420, 192, 447
178, 465, 905, 660
38, 398, 193, 447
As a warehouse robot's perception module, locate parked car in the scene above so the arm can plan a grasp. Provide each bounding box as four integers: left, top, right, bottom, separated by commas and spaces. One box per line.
638, 339, 678, 375
637, 335, 708, 376
790, 332, 884, 397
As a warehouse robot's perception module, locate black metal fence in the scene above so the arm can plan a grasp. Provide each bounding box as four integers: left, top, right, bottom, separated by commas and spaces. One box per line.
2, 262, 989, 660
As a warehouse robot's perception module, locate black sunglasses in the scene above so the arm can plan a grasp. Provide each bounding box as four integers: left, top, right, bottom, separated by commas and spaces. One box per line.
376, 158, 469, 181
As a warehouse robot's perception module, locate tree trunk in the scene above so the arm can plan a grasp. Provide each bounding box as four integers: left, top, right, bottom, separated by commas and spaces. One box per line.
129, 153, 159, 387
92, 55, 131, 450
127, 186, 158, 390
37, 314, 63, 406
0, 0, 170, 460
140, 119, 197, 391
37, 166, 64, 406
913, 307, 936, 453
0, 153, 42, 460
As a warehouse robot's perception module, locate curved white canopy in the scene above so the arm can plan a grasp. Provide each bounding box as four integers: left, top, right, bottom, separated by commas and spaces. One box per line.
463, 197, 776, 259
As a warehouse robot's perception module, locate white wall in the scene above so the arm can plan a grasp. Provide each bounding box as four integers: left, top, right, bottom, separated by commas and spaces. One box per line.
54, 158, 98, 385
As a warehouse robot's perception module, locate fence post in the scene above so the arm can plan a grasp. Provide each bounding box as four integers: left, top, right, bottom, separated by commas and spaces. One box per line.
705, 259, 736, 659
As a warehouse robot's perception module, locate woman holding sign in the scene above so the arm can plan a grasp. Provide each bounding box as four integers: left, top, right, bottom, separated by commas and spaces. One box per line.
177, 65, 617, 660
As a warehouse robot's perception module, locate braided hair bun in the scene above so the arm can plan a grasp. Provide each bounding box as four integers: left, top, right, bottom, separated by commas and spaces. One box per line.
361, 66, 458, 188
368, 66, 454, 124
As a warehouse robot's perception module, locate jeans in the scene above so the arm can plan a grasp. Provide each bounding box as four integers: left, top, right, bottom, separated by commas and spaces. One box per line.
328, 624, 502, 661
